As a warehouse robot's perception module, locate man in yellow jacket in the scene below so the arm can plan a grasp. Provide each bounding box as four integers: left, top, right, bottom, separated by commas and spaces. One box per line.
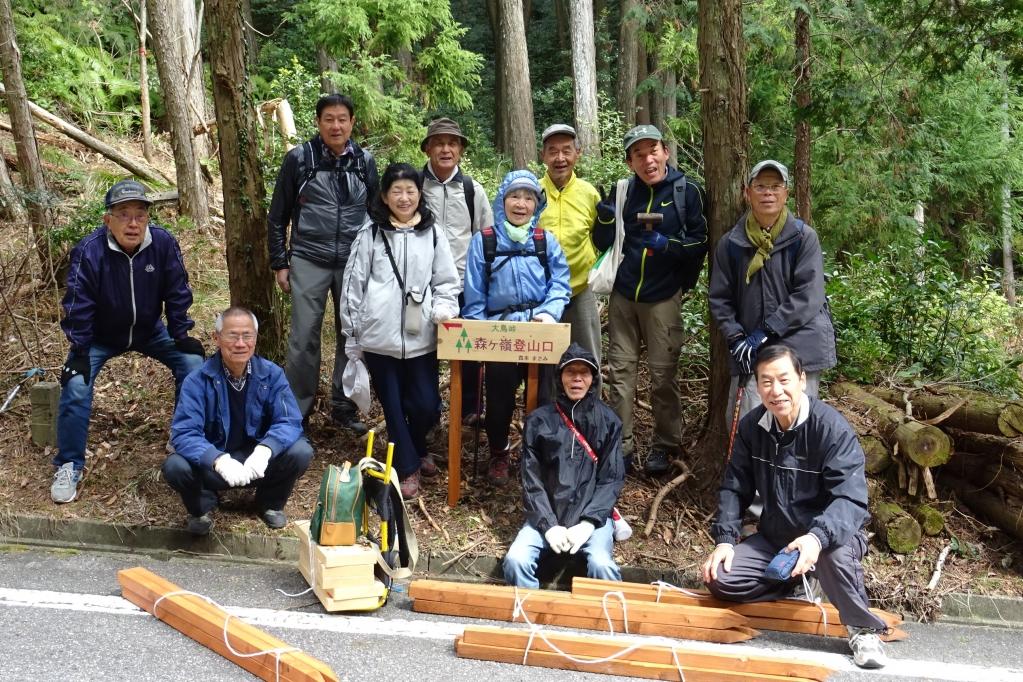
538, 124, 602, 365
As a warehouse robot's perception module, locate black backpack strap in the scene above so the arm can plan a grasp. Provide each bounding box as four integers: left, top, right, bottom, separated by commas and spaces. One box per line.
481, 226, 497, 294
461, 175, 476, 227
298, 141, 320, 195
532, 226, 550, 283
672, 176, 688, 233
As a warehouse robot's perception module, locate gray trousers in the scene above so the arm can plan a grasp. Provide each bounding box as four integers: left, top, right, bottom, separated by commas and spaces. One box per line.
539, 287, 603, 405
285, 256, 357, 419
707, 532, 887, 631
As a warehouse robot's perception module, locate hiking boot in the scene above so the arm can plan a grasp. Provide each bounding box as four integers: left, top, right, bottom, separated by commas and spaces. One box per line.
332, 409, 369, 436
420, 454, 439, 477
400, 471, 421, 499
260, 509, 287, 529
487, 451, 511, 487
849, 629, 888, 669
187, 514, 213, 536
50, 463, 83, 504
643, 448, 672, 476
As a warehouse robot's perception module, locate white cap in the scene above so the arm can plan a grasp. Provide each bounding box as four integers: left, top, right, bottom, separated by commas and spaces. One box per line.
748, 160, 789, 185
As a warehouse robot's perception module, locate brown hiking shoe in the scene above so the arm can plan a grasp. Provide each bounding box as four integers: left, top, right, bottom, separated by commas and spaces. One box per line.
400, 471, 421, 499
487, 452, 510, 486
420, 453, 439, 477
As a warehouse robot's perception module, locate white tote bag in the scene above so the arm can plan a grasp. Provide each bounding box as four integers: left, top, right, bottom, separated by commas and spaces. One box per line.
587, 178, 629, 295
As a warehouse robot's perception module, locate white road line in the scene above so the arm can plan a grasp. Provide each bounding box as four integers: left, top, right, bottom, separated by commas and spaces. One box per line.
1, 588, 1021, 681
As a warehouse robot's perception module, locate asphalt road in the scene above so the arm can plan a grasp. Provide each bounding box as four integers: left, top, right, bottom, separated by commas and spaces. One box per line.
1, 545, 1021, 682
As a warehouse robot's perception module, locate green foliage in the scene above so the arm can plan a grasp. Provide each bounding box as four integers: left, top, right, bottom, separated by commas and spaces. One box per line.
828, 244, 1022, 394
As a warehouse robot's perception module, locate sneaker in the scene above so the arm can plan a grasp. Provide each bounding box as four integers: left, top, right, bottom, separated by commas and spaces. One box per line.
420, 454, 439, 477
260, 509, 287, 529
487, 452, 510, 487
611, 507, 633, 542
400, 471, 421, 499
50, 463, 83, 504
643, 448, 672, 476
187, 514, 213, 536
332, 409, 369, 436
849, 629, 889, 669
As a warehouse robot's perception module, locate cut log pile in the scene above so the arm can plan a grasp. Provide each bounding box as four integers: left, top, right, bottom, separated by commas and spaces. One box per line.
409, 578, 756, 643
118, 566, 338, 682
571, 578, 906, 642
456, 625, 836, 681
833, 383, 1023, 547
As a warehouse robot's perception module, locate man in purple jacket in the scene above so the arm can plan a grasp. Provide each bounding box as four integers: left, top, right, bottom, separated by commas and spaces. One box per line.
51, 180, 205, 504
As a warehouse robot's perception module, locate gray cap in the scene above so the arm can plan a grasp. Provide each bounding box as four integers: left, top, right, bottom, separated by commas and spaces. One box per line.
623, 124, 662, 152
541, 123, 577, 144
104, 180, 152, 208
748, 160, 789, 185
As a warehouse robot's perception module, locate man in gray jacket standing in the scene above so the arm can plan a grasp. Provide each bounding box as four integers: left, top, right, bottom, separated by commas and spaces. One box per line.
267, 94, 378, 435
709, 159, 835, 425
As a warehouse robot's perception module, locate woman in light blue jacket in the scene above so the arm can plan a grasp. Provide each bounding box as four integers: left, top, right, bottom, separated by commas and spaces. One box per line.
462, 170, 571, 486
342, 163, 460, 498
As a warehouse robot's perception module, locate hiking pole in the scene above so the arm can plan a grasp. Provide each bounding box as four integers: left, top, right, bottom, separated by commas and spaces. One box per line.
637, 212, 663, 256
472, 362, 484, 483
0, 368, 42, 413
726, 375, 747, 462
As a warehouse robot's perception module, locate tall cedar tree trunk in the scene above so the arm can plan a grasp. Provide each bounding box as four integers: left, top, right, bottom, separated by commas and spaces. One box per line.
486, 0, 506, 152
317, 47, 339, 94
635, 44, 650, 124
617, 0, 639, 127
569, 0, 600, 157
498, 0, 536, 168
0, 0, 52, 272
696, 0, 747, 480
137, 1, 154, 162
555, 0, 569, 51
794, 7, 812, 223
0, 151, 27, 223
147, 0, 210, 229
241, 0, 258, 69
204, 0, 285, 359
176, 0, 211, 160
1001, 66, 1017, 305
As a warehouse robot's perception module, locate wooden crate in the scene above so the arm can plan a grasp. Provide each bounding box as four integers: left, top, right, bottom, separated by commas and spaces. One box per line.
294, 520, 387, 612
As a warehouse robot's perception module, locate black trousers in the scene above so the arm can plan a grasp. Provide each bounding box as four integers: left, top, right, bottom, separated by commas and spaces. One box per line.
484, 361, 543, 451
162, 438, 313, 517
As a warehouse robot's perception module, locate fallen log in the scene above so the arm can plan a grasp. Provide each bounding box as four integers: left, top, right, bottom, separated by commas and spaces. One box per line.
833, 382, 951, 468
944, 428, 1023, 469
869, 386, 1023, 437
872, 501, 922, 554
914, 503, 945, 536
861, 434, 891, 474
0, 83, 172, 186
942, 472, 1023, 542
945, 452, 1023, 505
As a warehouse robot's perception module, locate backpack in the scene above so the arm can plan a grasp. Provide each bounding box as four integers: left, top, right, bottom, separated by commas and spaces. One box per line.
359, 457, 418, 585
309, 462, 365, 546
298, 140, 369, 196
480, 225, 550, 285
461, 175, 476, 226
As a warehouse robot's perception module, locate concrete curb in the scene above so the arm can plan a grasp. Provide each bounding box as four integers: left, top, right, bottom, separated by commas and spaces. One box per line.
2, 514, 1020, 627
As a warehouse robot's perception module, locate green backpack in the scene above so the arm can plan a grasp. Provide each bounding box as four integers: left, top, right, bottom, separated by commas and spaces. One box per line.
310, 461, 365, 546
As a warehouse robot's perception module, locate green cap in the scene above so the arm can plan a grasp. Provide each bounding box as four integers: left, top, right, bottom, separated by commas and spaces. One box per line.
623, 124, 662, 152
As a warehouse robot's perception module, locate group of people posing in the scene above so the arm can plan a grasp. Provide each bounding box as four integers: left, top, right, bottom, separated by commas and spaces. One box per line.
48, 93, 887, 668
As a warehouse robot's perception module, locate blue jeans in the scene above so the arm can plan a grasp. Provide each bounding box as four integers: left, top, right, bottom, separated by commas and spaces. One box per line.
503, 519, 620, 588
55, 329, 203, 470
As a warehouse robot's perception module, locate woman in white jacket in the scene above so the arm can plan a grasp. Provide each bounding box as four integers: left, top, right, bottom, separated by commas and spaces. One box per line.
341, 163, 460, 498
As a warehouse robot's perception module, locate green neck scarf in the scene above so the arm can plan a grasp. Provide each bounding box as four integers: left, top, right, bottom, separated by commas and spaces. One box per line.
504, 220, 529, 244
744, 208, 788, 284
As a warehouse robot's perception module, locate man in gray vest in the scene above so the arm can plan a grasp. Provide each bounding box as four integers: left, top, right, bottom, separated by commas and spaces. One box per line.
268, 94, 378, 435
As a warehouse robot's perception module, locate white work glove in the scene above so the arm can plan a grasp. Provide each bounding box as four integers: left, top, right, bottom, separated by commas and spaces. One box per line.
431, 303, 458, 323
344, 336, 363, 361
214, 454, 254, 487
544, 525, 571, 554
566, 521, 595, 554
244, 444, 272, 480
532, 312, 556, 324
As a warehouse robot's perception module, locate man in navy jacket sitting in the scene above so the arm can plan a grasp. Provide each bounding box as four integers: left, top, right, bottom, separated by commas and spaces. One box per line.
52, 180, 205, 504
165, 307, 312, 535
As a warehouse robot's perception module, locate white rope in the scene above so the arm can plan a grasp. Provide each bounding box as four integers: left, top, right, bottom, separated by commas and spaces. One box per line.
601, 590, 629, 635
151, 590, 298, 682
799, 567, 828, 636
277, 530, 317, 597
510, 585, 686, 680
650, 580, 704, 603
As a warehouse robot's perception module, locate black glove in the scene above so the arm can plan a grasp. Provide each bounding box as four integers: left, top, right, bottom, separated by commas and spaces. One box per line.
596, 185, 615, 223
175, 336, 205, 358
60, 353, 91, 387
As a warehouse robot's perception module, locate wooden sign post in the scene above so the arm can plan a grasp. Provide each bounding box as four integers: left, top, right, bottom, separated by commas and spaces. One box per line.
437, 319, 571, 507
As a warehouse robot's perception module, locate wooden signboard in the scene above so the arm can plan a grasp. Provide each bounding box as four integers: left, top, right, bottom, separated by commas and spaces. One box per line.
438, 320, 571, 507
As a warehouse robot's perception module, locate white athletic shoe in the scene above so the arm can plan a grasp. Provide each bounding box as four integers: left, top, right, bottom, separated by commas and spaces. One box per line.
849, 629, 889, 669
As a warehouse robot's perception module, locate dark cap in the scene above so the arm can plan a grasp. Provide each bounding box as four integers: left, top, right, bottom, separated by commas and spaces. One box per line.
421, 118, 469, 152
623, 124, 663, 152
104, 180, 152, 209
541, 123, 577, 145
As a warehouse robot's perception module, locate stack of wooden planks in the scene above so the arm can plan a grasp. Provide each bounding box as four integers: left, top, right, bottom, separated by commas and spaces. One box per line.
456, 625, 835, 681
294, 519, 387, 612
409, 579, 756, 643
118, 566, 338, 682
572, 578, 907, 641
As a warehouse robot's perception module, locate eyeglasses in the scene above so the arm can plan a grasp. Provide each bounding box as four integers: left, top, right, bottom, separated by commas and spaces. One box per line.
221, 332, 256, 343
751, 183, 787, 195
111, 211, 150, 224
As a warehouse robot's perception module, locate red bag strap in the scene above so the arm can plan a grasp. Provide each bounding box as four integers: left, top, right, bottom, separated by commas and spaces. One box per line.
554, 402, 598, 464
